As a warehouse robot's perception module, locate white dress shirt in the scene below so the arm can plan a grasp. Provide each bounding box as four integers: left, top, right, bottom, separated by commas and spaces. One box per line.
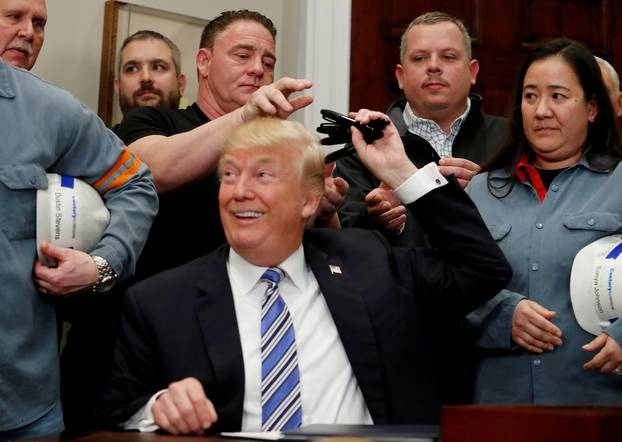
123, 163, 448, 431
228, 246, 372, 429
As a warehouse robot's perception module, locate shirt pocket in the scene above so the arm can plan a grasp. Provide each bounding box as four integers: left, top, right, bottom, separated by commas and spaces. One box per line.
563, 212, 622, 233
0, 165, 47, 240
487, 223, 512, 241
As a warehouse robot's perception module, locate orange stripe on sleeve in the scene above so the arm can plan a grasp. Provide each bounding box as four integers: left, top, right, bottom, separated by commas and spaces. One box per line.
94, 148, 133, 192
99, 156, 142, 194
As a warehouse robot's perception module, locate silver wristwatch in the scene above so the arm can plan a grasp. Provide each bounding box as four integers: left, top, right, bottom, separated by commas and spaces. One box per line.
91, 255, 118, 293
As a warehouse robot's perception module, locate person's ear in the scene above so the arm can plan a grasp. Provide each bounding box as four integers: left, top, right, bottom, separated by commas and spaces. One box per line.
469, 59, 480, 86
395, 64, 405, 90
196, 48, 212, 78
302, 194, 322, 220
616, 92, 622, 118
177, 73, 187, 96
114, 78, 119, 95
587, 97, 599, 123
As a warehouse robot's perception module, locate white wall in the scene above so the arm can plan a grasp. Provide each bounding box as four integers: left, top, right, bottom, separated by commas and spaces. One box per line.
33, 1, 106, 111
32, 0, 350, 132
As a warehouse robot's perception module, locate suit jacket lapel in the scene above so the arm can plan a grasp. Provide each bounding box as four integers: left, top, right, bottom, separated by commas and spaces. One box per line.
304, 238, 388, 423
194, 246, 245, 430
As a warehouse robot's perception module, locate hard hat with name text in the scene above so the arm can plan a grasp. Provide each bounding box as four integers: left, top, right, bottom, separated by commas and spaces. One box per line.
36, 174, 110, 267
570, 234, 622, 335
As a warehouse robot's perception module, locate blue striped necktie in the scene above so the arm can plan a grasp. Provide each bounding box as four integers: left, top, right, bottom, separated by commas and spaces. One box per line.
260, 267, 302, 431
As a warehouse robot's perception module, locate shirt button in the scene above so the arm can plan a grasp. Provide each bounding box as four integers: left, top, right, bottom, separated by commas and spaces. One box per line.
533, 358, 541, 366
435, 178, 441, 185
587, 218, 596, 226
531, 263, 539, 271
30, 177, 37, 186
536, 222, 543, 229
550, 184, 559, 192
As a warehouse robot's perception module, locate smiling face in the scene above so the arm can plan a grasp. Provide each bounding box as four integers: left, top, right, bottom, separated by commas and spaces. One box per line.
521, 56, 598, 169
218, 145, 320, 266
115, 38, 185, 115
199, 19, 276, 116
0, 0, 46, 70
395, 21, 478, 128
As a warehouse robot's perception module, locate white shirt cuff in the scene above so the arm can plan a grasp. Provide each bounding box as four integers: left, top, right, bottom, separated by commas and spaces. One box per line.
394, 162, 448, 204
121, 389, 167, 432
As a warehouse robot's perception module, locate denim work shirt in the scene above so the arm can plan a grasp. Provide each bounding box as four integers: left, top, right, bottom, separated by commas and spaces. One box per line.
0, 60, 158, 431
466, 154, 622, 404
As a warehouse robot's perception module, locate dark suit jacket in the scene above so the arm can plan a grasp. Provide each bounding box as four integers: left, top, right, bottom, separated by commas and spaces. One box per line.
95, 180, 511, 431
336, 95, 508, 249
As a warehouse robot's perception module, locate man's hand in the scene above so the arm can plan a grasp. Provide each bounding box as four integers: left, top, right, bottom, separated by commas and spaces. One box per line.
350, 109, 417, 189
439, 157, 481, 188
583, 333, 622, 374
241, 77, 313, 122
151, 378, 218, 435
511, 299, 563, 353
316, 163, 349, 228
365, 182, 406, 235
33, 242, 99, 296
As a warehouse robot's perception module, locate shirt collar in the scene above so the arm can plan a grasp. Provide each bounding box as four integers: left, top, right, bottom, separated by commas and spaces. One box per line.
515, 148, 608, 176
0, 59, 16, 98
513, 151, 608, 203
515, 153, 547, 202
403, 97, 471, 135
227, 245, 307, 296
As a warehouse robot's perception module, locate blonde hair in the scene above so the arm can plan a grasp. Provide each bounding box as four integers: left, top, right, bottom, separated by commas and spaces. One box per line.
221, 117, 325, 197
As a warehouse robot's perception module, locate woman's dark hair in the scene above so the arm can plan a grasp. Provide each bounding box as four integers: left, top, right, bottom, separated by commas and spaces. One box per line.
483, 38, 622, 197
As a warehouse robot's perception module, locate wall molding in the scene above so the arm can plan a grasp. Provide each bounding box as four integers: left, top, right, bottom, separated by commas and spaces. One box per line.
297, 0, 351, 132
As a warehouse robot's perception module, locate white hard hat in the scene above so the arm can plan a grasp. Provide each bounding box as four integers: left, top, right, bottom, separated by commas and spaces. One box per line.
570, 234, 622, 335
36, 174, 110, 267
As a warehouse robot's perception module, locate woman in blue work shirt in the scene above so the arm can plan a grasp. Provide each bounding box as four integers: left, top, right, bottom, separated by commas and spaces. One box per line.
466, 38, 622, 404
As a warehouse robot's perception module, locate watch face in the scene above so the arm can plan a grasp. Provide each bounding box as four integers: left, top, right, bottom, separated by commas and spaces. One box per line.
98, 275, 116, 292
92, 256, 117, 292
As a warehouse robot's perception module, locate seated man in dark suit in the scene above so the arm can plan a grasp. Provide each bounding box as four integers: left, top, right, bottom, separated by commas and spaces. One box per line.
96, 113, 511, 434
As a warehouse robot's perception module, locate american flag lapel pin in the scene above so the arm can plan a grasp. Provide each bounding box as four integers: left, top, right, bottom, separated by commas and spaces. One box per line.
329, 264, 342, 275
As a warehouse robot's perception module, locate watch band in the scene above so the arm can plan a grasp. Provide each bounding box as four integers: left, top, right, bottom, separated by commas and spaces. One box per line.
91, 255, 118, 293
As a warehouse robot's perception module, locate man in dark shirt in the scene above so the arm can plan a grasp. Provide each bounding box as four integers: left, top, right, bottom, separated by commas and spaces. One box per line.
116, 10, 314, 278
116, 100, 221, 279
59, 30, 188, 432
115, 30, 186, 119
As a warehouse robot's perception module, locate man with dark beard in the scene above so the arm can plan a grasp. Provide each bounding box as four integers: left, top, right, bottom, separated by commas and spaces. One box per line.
59, 29, 186, 433
115, 30, 186, 118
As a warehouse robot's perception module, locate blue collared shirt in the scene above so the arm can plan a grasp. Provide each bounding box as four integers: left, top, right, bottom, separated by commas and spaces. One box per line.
0, 59, 158, 431
466, 154, 622, 404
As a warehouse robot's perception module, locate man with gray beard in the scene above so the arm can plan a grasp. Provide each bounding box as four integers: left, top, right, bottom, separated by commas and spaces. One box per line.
0, 0, 46, 70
